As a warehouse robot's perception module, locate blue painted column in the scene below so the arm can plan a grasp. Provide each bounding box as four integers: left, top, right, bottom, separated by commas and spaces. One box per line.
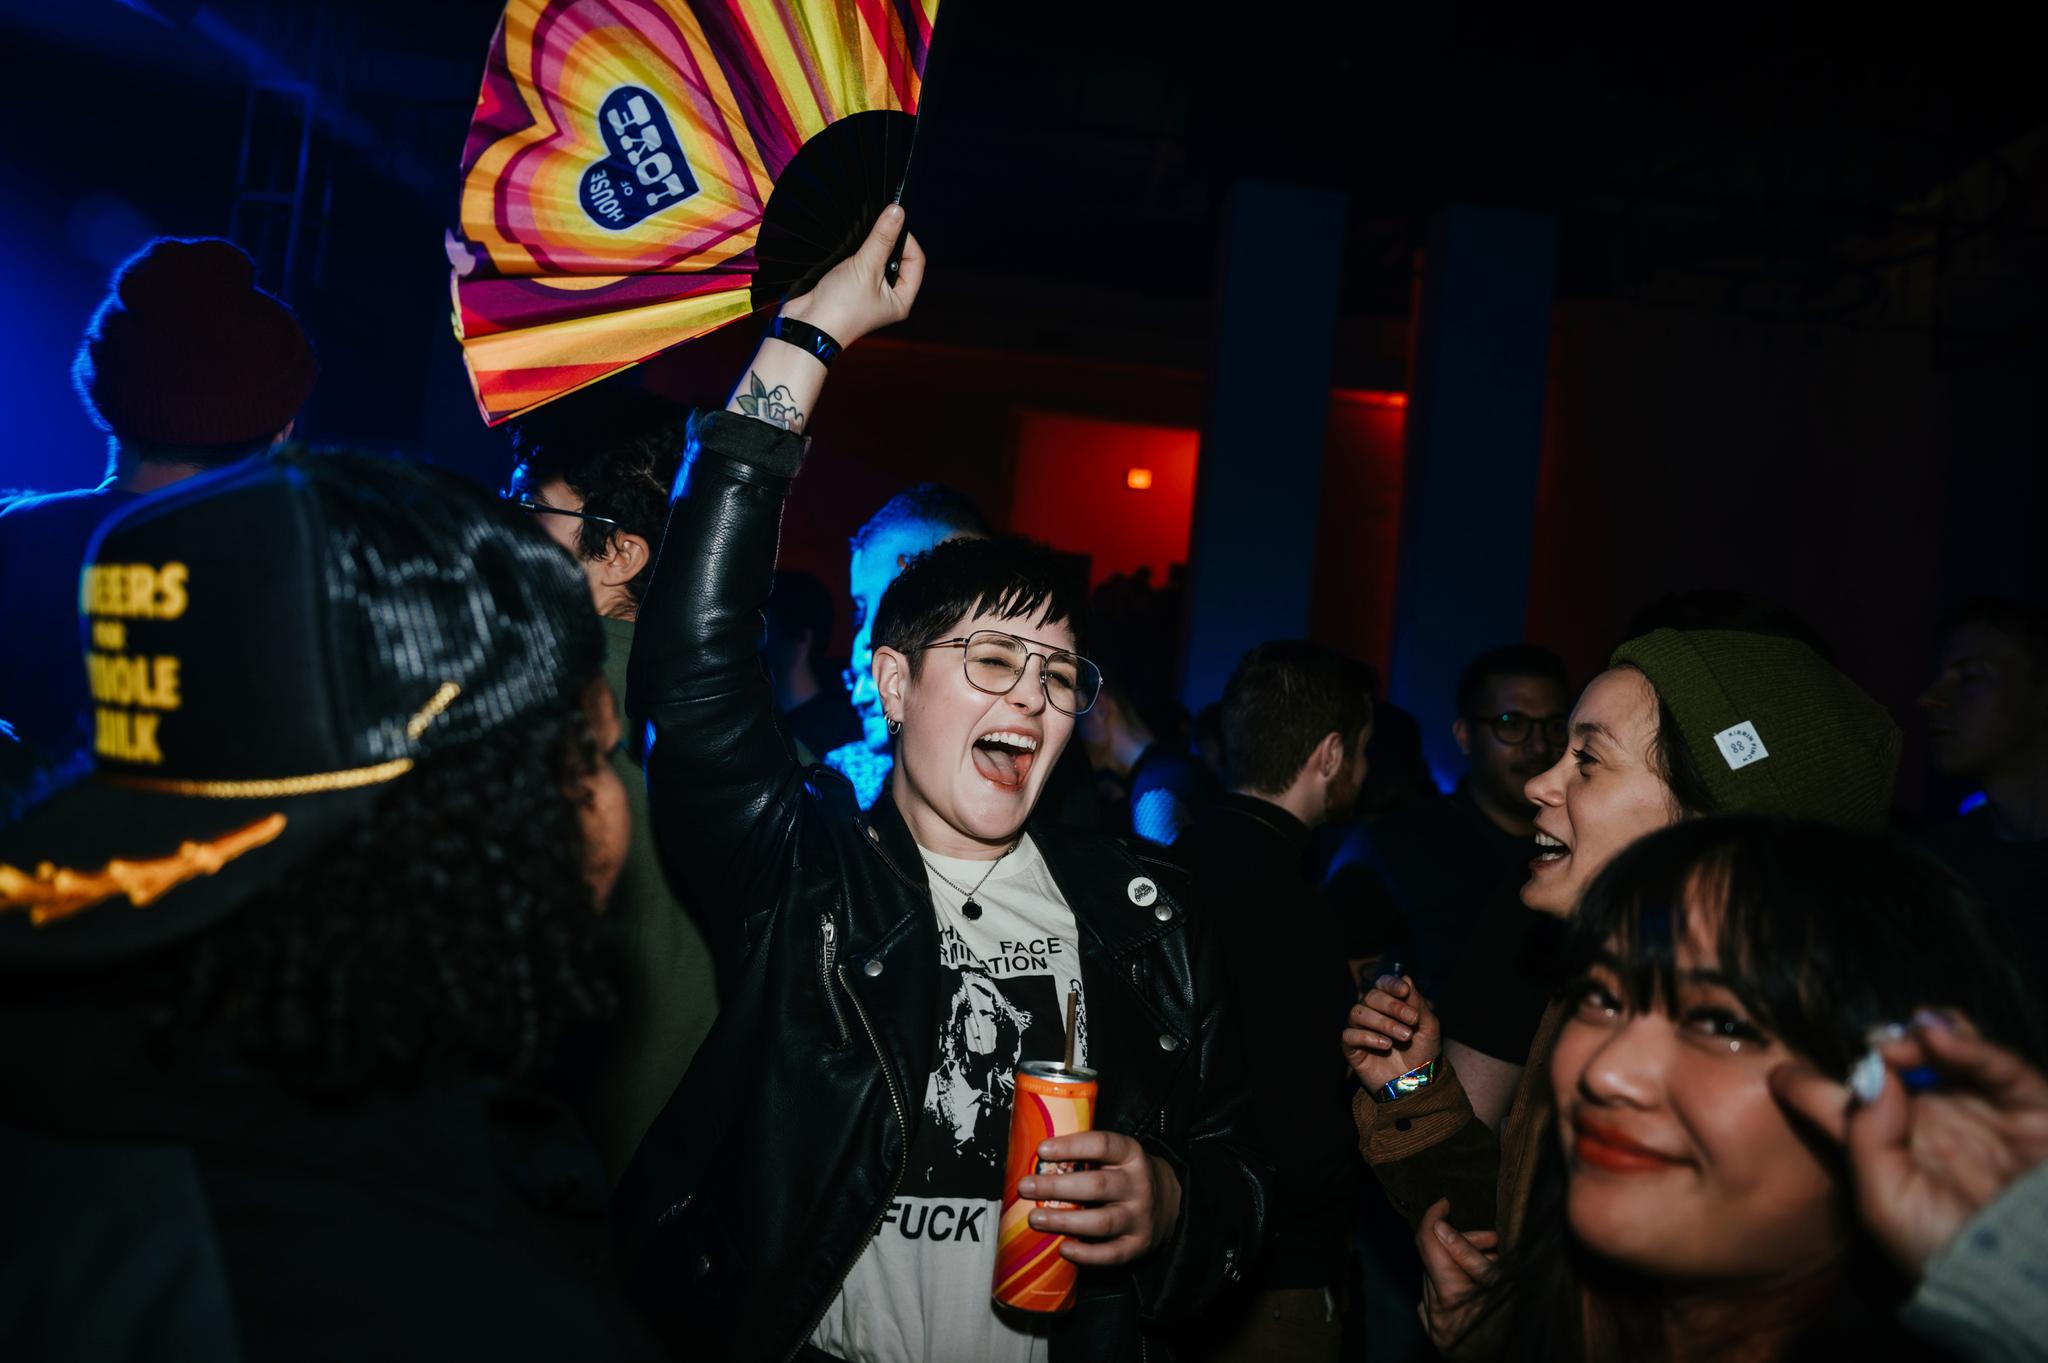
1387, 204, 1559, 788
1179, 180, 1349, 712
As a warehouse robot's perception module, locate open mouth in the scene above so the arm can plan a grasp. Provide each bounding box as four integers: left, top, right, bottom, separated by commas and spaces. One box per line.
971, 729, 1040, 792
1532, 829, 1570, 866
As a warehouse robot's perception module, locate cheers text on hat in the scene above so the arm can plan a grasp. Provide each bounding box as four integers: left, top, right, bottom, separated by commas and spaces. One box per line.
82, 560, 190, 766
0, 451, 606, 970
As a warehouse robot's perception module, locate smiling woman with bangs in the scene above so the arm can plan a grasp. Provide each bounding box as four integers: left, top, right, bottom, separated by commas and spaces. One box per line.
1444, 816, 2045, 1363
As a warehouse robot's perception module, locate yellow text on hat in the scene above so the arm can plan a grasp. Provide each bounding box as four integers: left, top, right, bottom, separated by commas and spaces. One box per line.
83, 561, 190, 768
80, 562, 189, 620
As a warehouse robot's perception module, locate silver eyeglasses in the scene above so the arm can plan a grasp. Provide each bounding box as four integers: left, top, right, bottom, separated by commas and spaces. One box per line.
921, 629, 1103, 716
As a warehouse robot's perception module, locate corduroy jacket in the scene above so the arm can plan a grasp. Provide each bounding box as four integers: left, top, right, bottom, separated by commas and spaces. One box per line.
614, 412, 1267, 1363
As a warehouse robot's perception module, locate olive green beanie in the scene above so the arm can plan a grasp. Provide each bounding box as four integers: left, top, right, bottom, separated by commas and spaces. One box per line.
1609, 629, 1900, 833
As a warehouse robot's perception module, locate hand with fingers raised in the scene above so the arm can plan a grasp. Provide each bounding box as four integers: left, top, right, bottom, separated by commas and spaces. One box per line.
1771, 1009, 2048, 1277
1415, 1196, 1500, 1357
1342, 971, 1444, 1092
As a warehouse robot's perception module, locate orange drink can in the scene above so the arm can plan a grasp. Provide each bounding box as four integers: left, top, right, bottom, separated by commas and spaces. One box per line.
993, 1060, 1098, 1313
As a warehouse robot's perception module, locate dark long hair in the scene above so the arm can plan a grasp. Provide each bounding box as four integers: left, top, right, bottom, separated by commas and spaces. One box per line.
1460, 816, 2045, 1363
16, 693, 620, 1098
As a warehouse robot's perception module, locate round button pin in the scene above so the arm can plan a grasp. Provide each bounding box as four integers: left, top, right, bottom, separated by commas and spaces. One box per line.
1127, 877, 1158, 906
863, 958, 884, 978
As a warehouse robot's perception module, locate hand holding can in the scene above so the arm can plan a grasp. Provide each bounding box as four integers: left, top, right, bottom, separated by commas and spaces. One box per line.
1019, 1131, 1183, 1268
994, 1061, 1097, 1312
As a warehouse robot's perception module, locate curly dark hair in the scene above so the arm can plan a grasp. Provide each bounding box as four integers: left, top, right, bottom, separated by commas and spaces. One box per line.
45, 694, 623, 1097
507, 387, 687, 607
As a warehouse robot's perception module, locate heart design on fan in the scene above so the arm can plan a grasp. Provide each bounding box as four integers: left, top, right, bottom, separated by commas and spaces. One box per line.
579, 86, 700, 231
464, 0, 771, 276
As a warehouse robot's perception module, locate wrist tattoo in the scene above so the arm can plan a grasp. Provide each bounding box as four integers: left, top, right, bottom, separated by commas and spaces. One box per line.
735, 371, 806, 431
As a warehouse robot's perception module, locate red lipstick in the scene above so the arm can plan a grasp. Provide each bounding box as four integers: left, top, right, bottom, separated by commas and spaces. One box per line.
1573, 1120, 1688, 1173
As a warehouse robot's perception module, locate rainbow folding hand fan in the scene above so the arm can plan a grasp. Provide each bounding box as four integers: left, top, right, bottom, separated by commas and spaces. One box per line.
449, 0, 938, 425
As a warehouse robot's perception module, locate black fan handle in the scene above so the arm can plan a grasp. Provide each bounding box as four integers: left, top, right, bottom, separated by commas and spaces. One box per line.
884, 198, 907, 287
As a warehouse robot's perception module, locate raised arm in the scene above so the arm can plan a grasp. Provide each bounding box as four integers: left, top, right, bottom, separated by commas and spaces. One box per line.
628, 207, 924, 954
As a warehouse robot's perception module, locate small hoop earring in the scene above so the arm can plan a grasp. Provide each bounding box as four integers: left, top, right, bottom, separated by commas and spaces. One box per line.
887, 716, 903, 736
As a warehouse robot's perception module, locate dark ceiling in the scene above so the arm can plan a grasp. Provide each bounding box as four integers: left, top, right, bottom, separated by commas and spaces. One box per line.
6, 2, 2045, 362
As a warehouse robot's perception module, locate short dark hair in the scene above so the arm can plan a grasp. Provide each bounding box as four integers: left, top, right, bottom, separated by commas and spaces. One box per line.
1947, 598, 2048, 677
850, 482, 990, 557
871, 536, 1086, 674
1455, 643, 1568, 719
764, 569, 837, 671
1220, 641, 1376, 795
507, 387, 687, 606
116, 434, 280, 472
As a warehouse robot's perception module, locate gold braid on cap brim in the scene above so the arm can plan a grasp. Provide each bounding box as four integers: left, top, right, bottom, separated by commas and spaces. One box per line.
105, 757, 414, 799
0, 683, 463, 927
90, 682, 463, 800
1, 814, 288, 927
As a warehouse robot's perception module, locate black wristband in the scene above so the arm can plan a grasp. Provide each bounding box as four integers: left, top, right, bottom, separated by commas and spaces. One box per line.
769, 316, 841, 368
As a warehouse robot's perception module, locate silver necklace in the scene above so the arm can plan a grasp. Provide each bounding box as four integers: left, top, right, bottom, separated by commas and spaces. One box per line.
921, 841, 1017, 921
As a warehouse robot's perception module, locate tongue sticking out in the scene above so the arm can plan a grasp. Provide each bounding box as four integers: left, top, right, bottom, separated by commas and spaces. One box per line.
972, 740, 1031, 790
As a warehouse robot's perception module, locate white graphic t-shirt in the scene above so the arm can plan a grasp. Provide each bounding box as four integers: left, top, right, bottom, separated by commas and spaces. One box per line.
811, 834, 1089, 1363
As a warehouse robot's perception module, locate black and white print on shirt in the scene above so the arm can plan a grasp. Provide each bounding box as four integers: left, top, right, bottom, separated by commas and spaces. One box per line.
915, 921, 1087, 1195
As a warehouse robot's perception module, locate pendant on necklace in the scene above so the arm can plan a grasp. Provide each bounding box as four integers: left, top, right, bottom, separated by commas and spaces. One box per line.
961, 899, 983, 920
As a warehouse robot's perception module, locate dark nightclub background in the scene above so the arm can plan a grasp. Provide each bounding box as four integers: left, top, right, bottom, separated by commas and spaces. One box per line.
3, 1, 2044, 816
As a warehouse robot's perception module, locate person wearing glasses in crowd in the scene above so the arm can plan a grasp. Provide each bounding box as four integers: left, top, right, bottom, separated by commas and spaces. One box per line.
503, 388, 724, 1183
1316, 644, 1569, 1356
1324, 645, 1571, 998
612, 207, 1265, 1363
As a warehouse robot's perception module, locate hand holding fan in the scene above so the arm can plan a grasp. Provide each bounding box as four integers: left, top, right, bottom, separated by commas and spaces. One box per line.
449, 0, 940, 425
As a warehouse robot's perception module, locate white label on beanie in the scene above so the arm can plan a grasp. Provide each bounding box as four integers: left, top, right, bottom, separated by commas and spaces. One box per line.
1714, 721, 1770, 770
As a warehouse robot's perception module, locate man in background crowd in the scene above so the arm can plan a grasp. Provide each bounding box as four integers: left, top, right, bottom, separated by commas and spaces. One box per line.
1077, 676, 1218, 845
0, 237, 315, 758
1322, 643, 1568, 995
1920, 598, 2048, 986
1179, 640, 1374, 1363
505, 387, 720, 1179
760, 569, 862, 758
823, 482, 989, 807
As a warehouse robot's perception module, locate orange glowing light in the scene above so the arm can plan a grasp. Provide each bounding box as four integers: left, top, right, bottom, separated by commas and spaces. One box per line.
1125, 468, 1154, 490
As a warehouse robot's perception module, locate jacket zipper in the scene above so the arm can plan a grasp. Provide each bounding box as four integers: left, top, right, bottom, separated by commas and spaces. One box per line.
782, 962, 908, 1363
817, 915, 850, 1046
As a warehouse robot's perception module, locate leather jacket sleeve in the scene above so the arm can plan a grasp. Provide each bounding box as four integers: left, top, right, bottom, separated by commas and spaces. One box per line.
1129, 876, 1272, 1321
627, 411, 811, 965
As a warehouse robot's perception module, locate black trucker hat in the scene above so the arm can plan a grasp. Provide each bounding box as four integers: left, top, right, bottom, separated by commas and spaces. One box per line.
0, 450, 603, 970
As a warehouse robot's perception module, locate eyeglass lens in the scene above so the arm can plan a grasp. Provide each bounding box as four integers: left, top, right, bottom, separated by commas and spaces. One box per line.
960, 631, 1101, 714
1488, 712, 1568, 746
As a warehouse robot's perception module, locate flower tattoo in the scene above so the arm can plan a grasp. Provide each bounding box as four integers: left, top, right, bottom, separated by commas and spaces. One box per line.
735, 372, 804, 430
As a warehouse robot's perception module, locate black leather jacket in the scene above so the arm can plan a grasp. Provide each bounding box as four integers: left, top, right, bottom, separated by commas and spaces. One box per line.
615, 412, 1266, 1362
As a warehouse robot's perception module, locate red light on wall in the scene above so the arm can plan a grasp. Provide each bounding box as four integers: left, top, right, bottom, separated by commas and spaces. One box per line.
1125, 468, 1154, 490
1333, 389, 1407, 409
